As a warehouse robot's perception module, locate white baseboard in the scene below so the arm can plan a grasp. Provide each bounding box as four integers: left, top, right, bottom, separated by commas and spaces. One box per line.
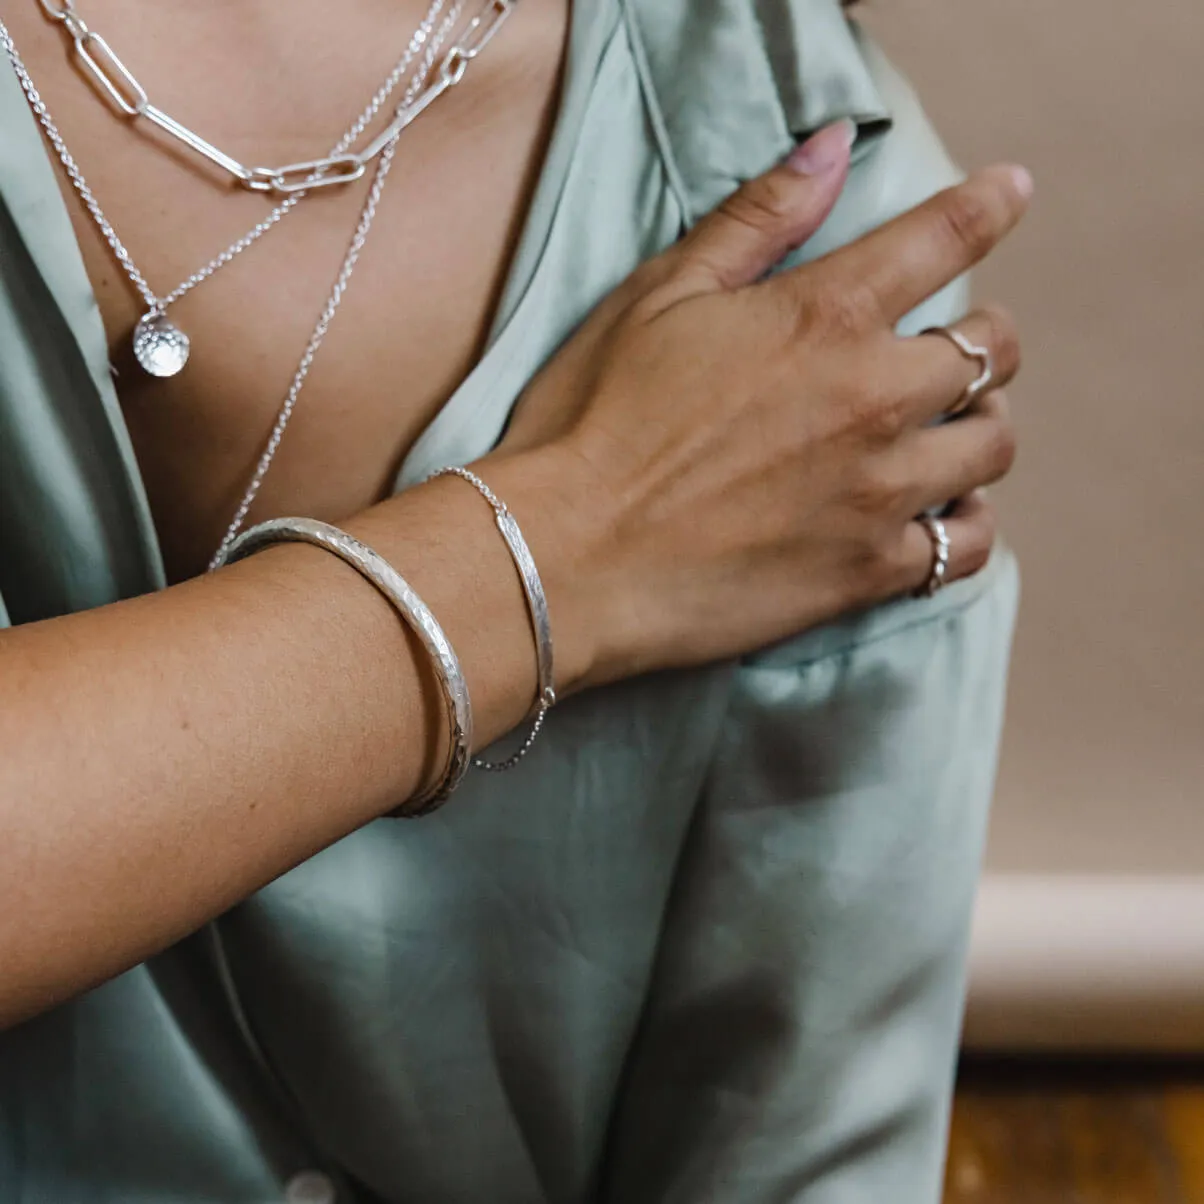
962, 874, 1204, 1053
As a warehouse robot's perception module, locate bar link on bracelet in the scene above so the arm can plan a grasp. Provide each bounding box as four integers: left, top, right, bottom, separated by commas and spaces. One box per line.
429, 465, 556, 771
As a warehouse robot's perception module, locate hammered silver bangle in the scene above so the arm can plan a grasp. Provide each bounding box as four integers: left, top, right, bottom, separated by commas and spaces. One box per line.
429, 466, 556, 771
214, 517, 473, 817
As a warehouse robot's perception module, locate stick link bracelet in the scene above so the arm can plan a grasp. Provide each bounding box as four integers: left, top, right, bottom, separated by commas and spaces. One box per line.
428, 465, 556, 771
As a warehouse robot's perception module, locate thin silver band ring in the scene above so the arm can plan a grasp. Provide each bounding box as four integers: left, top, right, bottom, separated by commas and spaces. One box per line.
922, 326, 993, 416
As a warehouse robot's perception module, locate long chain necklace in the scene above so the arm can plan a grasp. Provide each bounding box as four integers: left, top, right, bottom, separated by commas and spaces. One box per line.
212, 0, 530, 570
0, 0, 517, 565
209, 6, 469, 569
0, 0, 472, 375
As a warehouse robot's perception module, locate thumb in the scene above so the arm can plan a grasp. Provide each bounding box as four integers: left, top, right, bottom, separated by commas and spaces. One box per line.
669, 118, 856, 295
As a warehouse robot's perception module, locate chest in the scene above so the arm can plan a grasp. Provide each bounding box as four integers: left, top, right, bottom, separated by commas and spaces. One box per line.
3, 0, 566, 580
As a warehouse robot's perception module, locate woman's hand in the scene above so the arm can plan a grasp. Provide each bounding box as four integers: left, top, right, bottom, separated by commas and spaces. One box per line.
492, 126, 1030, 689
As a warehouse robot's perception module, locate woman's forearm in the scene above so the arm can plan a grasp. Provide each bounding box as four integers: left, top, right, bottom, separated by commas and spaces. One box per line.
0, 452, 590, 1028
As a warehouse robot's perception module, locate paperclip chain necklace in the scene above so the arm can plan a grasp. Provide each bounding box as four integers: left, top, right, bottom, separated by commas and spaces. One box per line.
23, 0, 510, 197
0, 0, 458, 375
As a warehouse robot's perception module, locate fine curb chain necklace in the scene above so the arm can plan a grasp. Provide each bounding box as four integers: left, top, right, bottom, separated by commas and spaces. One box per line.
0, 0, 514, 375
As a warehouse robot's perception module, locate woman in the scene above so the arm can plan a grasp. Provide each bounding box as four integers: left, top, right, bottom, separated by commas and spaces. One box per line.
0, 0, 1028, 1200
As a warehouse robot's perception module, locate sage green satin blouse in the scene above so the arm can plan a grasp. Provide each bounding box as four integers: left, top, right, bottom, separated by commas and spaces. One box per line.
0, 3, 1019, 1202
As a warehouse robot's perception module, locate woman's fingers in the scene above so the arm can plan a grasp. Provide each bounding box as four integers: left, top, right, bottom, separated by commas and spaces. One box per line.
895, 390, 1017, 513
778, 165, 1032, 330
896, 491, 998, 598
664, 120, 856, 295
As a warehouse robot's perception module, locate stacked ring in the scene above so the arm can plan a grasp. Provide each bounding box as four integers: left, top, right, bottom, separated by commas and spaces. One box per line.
915, 514, 952, 598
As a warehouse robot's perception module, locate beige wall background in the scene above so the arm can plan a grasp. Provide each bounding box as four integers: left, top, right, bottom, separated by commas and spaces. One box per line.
861, 1, 1204, 1047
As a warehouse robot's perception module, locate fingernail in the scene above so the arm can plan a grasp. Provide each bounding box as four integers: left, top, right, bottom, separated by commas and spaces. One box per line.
1009, 165, 1034, 199
787, 118, 857, 176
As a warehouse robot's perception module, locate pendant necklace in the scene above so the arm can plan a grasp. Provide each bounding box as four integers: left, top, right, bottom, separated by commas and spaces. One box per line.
0, 0, 514, 376
0, 0, 517, 567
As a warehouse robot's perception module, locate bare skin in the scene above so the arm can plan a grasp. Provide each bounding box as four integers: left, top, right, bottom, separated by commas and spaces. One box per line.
0, 0, 1030, 1027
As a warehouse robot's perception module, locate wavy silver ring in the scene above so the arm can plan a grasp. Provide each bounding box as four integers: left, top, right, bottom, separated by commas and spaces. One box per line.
923, 326, 993, 416
915, 514, 952, 598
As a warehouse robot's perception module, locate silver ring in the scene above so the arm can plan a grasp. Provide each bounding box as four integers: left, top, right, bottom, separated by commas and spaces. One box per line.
915, 514, 952, 597
922, 326, 993, 416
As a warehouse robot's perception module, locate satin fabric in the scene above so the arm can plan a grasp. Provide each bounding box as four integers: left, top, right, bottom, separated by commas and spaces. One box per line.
0, 3, 1018, 1200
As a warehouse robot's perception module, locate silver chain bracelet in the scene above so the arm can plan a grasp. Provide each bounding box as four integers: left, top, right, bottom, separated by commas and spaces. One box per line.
429, 466, 556, 771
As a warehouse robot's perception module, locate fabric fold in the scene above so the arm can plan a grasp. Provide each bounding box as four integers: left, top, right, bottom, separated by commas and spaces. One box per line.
621, 0, 891, 220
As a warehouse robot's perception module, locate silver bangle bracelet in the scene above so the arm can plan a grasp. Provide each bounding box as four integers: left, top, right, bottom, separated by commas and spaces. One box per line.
214, 517, 473, 817
429, 466, 556, 771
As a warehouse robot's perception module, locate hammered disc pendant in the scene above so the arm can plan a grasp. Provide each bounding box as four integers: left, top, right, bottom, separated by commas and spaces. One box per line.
132, 313, 190, 377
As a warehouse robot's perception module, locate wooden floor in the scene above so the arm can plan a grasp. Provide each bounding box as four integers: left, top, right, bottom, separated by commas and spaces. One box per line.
944, 1061, 1204, 1204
